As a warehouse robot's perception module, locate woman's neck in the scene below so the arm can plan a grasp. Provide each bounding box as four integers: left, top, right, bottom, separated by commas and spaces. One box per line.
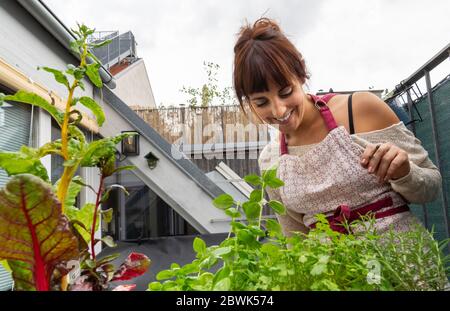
285, 94, 322, 145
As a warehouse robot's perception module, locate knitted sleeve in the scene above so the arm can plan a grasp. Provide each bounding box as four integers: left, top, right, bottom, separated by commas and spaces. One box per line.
352, 122, 442, 204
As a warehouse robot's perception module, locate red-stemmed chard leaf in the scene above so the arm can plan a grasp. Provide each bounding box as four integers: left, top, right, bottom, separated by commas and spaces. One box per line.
0, 174, 79, 290
111, 252, 151, 281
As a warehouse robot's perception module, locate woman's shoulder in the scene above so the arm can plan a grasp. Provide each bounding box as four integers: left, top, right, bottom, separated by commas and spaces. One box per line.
353, 121, 408, 138
350, 91, 401, 133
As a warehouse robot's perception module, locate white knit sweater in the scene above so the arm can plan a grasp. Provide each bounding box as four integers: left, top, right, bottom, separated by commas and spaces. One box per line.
258, 121, 442, 211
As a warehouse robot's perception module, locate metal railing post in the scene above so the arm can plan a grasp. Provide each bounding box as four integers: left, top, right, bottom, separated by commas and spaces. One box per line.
406, 89, 429, 230
424, 70, 450, 243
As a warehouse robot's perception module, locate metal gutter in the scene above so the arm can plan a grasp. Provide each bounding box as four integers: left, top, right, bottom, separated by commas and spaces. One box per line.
16, 0, 116, 89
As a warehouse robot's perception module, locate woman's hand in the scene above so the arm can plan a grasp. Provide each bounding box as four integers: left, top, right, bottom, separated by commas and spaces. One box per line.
360, 143, 411, 183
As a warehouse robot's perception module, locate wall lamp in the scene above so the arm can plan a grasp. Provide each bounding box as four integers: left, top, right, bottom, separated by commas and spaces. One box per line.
145, 152, 159, 169
121, 131, 140, 156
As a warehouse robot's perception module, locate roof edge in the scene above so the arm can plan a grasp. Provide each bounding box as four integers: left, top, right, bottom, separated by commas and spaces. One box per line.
16, 0, 116, 89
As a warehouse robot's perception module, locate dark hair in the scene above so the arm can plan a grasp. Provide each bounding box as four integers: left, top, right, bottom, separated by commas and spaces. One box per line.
233, 18, 309, 113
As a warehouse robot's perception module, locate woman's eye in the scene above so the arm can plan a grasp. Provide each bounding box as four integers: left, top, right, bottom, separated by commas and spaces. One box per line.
279, 87, 293, 97
255, 99, 268, 107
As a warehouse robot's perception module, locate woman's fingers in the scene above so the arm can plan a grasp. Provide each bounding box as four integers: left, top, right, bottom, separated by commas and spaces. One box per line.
365, 143, 390, 174
375, 147, 398, 182
360, 143, 381, 167
360, 142, 410, 182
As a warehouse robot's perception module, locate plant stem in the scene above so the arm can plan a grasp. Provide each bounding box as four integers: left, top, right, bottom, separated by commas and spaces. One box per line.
257, 183, 265, 230
90, 174, 105, 260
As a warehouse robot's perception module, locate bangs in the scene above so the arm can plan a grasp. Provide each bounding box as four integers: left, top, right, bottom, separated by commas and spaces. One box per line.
238, 41, 296, 100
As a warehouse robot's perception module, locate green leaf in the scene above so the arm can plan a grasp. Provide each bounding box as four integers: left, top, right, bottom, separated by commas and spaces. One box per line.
101, 236, 117, 248
111, 165, 136, 175
66, 65, 86, 80
268, 200, 286, 215
224, 208, 241, 218
213, 277, 231, 291
244, 174, 262, 186
38, 141, 63, 158
69, 40, 81, 56
0, 149, 49, 182
242, 201, 261, 220
231, 221, 246, 231
68, 125, 86, 146
78, 80, 86, 91
148, 282, 162, 291
84, 259, 96, 269
211, 247, 232, 257
78, 97, 105, 126
212, 194, 234, 210
249, 189, 262, 202
265, 219, 282, 237
0, 260, 11, 272
65, 203, 98, 244
79, 137, 118, 167
0, 92, 6, 106
212, 266, 230, 287
179, 263, 198, 275
71, 177, 96, 194
96, 253, 120, 267
248, 225, 266, 237
101, 208, 113, 224
54, 176, 83, 209
39, 66, 70, 89
0, 174, 78, 290
262, 168, 284, 188
85, 62, 102, 88
310, 263, 327, 276
237, 229, 255, 244
101, 184, 129, 203
156, 269, 175, 281
193, 237, 206, 254
3, 90, 64, 125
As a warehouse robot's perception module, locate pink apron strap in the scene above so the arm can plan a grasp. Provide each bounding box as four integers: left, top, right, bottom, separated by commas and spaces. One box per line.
309, 94, 338, 131
280, 93, 338, 155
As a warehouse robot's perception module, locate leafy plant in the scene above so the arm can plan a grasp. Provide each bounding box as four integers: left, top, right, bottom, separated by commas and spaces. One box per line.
0, 23, 150, 291
180, 61, 236, 107
148, 166, 449, 291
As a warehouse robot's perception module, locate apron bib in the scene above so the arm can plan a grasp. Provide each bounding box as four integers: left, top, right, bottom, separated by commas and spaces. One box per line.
277, 94, 415, 234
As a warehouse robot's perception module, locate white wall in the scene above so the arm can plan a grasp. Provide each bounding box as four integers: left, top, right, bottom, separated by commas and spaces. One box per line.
113, 59, 156, 108
0, 1, 104, 253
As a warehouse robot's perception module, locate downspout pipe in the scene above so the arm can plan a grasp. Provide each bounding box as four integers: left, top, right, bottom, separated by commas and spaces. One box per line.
16, 0, 116, 89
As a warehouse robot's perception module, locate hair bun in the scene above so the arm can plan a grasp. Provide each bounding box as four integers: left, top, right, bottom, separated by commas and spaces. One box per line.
252, 18, 282, 41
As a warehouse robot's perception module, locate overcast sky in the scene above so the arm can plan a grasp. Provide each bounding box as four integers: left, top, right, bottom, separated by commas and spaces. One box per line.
44, 0, 450, 107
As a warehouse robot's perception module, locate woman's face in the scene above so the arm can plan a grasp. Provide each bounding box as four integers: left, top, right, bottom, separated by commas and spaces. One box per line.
248, 78, 307, 134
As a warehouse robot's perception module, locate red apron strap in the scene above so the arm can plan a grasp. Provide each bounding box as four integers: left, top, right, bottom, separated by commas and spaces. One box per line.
309, 94, 338, 131
279, 93, 338, 155
280, 131, 288, 155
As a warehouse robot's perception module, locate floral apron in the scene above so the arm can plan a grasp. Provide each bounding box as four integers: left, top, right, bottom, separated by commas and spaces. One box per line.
277, 94, 418, 234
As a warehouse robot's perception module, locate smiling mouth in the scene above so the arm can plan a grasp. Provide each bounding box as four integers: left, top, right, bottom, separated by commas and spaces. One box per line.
275, 109, 294, 123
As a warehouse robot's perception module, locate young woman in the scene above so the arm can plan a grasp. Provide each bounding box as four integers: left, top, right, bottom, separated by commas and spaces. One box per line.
233, 18, 442, 236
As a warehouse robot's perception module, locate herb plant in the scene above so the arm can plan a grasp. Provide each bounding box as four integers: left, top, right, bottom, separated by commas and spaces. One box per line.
0, 24, 150, 291
149, 167, 449, 291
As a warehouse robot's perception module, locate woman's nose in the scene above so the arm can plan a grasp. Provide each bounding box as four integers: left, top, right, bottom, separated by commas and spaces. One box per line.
271, 100, 288, 119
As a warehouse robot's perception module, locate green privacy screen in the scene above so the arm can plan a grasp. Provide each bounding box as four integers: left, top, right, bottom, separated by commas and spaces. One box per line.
407, 76, 450, 247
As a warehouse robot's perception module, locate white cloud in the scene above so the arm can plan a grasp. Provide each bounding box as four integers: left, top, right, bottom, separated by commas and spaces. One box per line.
44, 0, 450, 106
